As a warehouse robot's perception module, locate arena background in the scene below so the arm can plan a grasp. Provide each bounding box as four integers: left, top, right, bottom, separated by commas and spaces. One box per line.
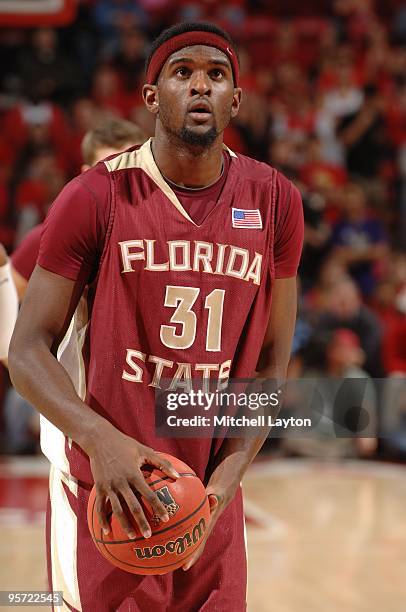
0, 1, 405, 610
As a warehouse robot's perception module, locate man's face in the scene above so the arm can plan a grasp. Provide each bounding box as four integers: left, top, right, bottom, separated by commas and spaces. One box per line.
144, 45, 241, 148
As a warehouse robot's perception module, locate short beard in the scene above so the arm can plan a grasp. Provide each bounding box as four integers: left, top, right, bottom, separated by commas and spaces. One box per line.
179, 126, 218, 150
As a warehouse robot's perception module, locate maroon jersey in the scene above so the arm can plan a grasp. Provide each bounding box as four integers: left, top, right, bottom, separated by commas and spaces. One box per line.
11, 223, 42, 281
38, 139, 303, 484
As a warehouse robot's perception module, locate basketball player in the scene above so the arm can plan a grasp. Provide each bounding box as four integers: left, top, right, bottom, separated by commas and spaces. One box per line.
10, 117, 146, 300
9, 22, 304, 611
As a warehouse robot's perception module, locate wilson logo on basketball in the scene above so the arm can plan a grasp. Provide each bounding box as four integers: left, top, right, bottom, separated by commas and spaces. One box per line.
133, 517, 206, 559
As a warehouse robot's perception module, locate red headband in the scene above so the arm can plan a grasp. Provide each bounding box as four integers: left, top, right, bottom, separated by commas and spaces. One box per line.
146, 31, 239, 86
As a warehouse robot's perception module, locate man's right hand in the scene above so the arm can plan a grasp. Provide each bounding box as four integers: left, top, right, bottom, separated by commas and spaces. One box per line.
83, 423, 180, 540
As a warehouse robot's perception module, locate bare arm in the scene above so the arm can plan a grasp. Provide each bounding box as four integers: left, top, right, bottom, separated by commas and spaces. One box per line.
9, 266, 92, 436
184, 277, 298, 570
9, 265, 179, 538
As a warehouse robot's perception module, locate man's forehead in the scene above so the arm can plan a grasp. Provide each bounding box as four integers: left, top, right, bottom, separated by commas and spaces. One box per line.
167, 44, 231, 66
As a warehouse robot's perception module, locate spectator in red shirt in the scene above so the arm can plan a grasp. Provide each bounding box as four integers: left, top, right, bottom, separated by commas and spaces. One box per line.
299, 135, 348, 194
3, 99, 71, 166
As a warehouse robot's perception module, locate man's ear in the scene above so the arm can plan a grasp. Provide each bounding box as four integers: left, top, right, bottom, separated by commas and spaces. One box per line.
143, 84, 159, 115
231, 87, 242, 119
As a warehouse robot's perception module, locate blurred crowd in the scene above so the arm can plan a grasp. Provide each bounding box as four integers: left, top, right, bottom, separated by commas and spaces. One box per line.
0, 0, 405, 457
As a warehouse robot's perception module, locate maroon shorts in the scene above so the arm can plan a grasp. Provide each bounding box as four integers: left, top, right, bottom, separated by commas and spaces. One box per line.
46, 466, 247, 611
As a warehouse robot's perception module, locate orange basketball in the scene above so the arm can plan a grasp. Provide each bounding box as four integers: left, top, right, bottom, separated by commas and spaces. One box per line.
87, 453, 210, 575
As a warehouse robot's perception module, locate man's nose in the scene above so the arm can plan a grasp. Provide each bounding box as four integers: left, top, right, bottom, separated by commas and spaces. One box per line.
190, 70, 211, 96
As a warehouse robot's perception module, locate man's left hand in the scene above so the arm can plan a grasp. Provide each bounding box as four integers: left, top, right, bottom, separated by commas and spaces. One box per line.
182, 477, 239, 571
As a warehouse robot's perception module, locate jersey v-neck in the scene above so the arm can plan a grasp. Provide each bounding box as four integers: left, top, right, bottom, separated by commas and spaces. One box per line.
105, 139, 237, 227
168, 152, 231, 226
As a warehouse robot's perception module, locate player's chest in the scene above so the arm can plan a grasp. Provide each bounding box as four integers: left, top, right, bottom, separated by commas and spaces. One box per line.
110, 183, 273, 284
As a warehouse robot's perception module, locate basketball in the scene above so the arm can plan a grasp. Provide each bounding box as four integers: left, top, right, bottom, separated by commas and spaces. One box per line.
87, 453, 210, 575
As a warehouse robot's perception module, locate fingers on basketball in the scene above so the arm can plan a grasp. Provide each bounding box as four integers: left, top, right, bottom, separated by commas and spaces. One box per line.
106, 490, 138, 538
95, 493, 110, 533
147, 454, 180, 479
130, 475, 169, 523
120, 485, 151, 538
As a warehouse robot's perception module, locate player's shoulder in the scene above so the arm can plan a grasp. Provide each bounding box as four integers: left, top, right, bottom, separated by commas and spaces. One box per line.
230, 150, 299, 199
63, 159, 113, 208
230, 150, 276, 183
79, 154, 112, 186
275, 170, 301, 205
98, 143, 144, 175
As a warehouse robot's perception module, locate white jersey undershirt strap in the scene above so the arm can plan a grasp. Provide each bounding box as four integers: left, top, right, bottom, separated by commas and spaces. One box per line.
0, 262, 18, 361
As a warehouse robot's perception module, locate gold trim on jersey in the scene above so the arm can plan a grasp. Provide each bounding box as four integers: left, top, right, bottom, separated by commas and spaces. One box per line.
104, 138, 237, 226
40, 294, 89, 473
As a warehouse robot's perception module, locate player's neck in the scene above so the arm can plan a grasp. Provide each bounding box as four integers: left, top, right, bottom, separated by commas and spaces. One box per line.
151, 132, 224, 189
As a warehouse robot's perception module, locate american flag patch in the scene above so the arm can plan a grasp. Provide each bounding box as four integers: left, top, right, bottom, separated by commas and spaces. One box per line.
232, 208, 262, 229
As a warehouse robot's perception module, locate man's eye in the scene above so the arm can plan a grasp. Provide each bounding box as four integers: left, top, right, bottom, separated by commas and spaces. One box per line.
211, 69, 223, 78
176, 67, 189, 77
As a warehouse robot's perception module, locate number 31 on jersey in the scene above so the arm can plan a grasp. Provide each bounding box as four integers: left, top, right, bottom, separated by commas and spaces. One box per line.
160, 285, 225, 352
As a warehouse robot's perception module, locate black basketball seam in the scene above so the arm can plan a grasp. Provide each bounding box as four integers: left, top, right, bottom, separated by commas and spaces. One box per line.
144, 472, 196, 488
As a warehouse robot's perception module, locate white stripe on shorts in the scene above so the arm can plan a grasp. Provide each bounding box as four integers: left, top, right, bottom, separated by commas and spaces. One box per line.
49, 465, 82, 611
